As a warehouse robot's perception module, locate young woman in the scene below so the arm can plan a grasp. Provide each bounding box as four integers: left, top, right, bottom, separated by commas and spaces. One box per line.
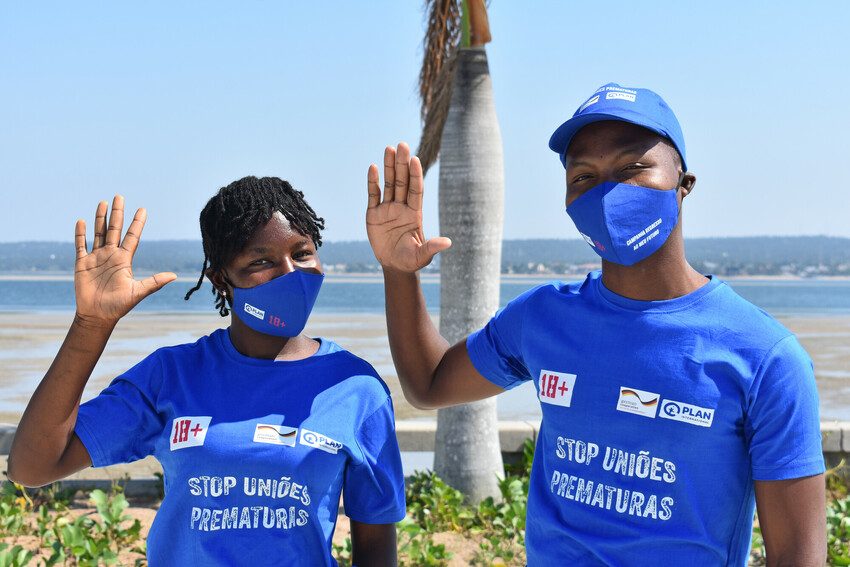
8, 177, 405, 566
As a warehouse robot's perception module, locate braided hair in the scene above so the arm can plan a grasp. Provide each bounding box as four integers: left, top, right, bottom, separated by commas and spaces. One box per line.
184, 176, 325, 316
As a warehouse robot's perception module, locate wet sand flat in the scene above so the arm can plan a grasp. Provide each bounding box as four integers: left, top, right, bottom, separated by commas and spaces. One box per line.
1, 311, 848, 423
0, 312, 434, 423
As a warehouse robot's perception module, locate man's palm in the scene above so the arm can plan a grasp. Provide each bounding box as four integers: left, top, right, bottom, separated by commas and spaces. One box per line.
366, 143, 451, 273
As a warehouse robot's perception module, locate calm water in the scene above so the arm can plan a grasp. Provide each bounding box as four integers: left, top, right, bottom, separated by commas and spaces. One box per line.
1, 276, 850, 315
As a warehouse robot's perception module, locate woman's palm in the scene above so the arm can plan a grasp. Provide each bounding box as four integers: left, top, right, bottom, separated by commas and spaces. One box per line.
74, 197, 176, 324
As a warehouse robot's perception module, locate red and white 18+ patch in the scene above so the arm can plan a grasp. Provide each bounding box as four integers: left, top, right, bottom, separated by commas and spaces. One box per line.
170, 416, 212, 451
537, 370, 577, 408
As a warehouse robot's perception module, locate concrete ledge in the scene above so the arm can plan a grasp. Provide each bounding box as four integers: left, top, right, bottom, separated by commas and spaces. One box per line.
0, 423, 16, 455
393, 420, 540, 453
821, 422, 843, 453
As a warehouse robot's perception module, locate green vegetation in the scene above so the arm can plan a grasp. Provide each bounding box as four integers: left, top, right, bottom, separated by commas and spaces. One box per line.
332, 440, 534, 566
2, 448, 849, 566
0, 482, 145, 566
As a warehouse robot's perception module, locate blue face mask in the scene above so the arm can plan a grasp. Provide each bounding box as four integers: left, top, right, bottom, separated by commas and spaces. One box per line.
566, 181, 680, 266
230, 270, 324, 337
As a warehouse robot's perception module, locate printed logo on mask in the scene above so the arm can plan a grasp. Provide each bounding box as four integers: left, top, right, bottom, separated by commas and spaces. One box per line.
232, 271, 324, 337
626, 218, 663, 250
566, 181, 679, 266
244, 303, 265, 320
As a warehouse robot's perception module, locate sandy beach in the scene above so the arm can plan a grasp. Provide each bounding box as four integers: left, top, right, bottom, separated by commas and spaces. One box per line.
1, 311, 849, 423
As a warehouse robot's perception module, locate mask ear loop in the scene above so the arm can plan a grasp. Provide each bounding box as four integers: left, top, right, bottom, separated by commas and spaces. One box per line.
672, 171, 687, 218
219, 271, 236, 303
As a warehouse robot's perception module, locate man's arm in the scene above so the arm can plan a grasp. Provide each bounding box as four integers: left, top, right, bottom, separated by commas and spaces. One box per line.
350, 521, 397, 567
754, 474, 826, 567
366, 143, 503, 410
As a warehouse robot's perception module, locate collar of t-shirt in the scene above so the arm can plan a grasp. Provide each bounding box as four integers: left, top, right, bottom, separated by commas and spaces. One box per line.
217, 328, 338, 367
594, 273, 721, 313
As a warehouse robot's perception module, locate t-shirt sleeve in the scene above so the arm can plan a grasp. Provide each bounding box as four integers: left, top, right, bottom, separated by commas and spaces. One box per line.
343, 396, 406, 524
74, 352, 164, 468
465, 286, 538, 390
746, 335, 825, 481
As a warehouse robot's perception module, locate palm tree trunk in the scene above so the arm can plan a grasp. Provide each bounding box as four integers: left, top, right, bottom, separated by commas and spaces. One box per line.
434, 46, 504, 503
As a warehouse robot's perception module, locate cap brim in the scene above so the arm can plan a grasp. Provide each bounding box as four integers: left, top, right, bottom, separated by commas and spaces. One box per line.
548, 112, 669, 167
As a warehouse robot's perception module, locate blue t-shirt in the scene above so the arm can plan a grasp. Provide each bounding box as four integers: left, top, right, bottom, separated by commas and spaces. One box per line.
467, 271, 824, 567
75, 329, 405, 566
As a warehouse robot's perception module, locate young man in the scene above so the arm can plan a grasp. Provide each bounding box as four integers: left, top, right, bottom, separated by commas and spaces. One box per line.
365, 83, 826, 565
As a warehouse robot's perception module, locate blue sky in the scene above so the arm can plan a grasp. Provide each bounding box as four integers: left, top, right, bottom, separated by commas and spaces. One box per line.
2, 1, 848, 243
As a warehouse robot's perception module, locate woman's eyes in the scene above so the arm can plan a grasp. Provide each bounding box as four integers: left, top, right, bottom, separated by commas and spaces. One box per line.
247, 250, 313, 267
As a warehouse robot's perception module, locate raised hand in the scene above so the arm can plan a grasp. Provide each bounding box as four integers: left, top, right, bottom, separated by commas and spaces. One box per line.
74, 196, 177, 325
366, 142, 452, 273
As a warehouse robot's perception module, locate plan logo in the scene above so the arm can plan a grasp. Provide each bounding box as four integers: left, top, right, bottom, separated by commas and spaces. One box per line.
538, 370, 577, 408
660, 400, 715, 428
244, 303, 265, 320
616, 387, 660, 418
170, 416, 212, 451
606, 91, 637, 102
299, 429, 344, 454
253, 424, 297, 446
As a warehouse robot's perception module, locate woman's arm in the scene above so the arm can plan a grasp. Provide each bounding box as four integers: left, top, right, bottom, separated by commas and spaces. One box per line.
350, 521, 397, 567
7, 196, 175, 487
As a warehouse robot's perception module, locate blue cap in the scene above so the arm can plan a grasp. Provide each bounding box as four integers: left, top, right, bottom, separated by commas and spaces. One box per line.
548, 83, 687, 170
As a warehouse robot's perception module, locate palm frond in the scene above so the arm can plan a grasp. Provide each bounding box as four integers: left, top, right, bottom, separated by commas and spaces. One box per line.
417, 0, 462, 174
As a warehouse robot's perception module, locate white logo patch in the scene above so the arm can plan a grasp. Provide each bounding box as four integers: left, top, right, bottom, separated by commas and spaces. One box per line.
616, 387, 660, 418
538, 370, 577, 408
253, 423, 297, 446
606, 91, 636, 102
299, 429, 343, 454
170, 416, 212, 451
579, 232, 596, 248
660, 400, 715, 428
578, 94, 600, 112
244, 303, 265, 320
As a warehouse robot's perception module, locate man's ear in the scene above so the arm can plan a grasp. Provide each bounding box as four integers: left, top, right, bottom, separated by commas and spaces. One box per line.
680, 172, 697, 198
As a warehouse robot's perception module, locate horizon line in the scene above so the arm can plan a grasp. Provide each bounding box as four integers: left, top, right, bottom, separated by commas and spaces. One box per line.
1, 234, 849, 245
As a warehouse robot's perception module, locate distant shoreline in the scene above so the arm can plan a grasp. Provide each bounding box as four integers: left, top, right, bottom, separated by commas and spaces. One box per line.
1, 272, 850, 282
